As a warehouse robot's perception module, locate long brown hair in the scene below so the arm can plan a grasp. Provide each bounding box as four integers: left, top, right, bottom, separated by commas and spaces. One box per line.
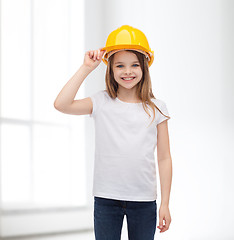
105, 50, 170, 126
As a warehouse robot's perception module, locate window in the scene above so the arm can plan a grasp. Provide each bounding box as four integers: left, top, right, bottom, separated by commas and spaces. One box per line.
0, 0, 86, 211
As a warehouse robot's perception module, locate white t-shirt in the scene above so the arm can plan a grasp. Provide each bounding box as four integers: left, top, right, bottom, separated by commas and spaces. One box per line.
89, 90, 170, 201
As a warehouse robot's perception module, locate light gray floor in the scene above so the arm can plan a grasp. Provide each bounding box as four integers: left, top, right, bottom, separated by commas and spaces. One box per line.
3, 217, 129, 240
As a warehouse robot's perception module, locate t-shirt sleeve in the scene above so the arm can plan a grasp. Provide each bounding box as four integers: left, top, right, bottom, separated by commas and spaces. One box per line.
89, 90, 105, 118
156, 100, 170, 125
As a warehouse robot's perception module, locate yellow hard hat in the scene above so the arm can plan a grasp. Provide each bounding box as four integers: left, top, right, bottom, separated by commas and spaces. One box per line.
102, 25, 154, 67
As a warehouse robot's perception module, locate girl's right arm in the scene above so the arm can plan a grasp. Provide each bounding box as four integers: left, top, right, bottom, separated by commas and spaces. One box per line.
54, 48, 105, 115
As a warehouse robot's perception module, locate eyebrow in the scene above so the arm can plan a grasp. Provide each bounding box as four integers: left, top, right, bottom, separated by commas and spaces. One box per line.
114, 61, 140, 64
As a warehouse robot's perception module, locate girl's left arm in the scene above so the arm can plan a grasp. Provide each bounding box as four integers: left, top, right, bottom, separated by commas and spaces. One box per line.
157, 120, 172, 233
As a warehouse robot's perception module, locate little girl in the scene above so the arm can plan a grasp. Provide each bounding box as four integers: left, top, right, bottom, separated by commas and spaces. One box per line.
54, 25, 172, 240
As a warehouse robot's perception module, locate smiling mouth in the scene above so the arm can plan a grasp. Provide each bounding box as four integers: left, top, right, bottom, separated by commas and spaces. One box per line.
121, 77, 135, 81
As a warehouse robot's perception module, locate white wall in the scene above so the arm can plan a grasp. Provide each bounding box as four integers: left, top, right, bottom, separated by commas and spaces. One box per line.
1, 0, 232, 238
0, 0, 94, 237
85, 0, 234, 239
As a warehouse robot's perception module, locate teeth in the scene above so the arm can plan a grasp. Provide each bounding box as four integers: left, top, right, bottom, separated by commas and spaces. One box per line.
122, 77, 134, 80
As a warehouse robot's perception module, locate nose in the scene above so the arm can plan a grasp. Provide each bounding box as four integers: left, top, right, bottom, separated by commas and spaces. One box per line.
124, 67, 132, 75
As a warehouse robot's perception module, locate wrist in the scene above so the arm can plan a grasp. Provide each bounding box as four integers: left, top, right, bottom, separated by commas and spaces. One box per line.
80, 63, 94, 73
160, 201, 169, 207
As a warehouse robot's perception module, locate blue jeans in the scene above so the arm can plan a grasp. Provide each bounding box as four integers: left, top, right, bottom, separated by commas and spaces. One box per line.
94, 196, 157, 240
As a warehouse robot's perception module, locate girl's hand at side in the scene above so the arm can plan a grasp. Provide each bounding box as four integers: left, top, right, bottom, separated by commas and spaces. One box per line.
157, 204, 171, 233
83, 48, 106, 71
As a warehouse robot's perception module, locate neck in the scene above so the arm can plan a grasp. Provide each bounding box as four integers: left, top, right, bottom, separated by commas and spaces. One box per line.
117, 87, 140, 103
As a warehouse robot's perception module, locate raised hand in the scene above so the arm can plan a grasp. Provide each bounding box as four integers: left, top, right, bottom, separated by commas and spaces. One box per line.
83, 48, 106, 71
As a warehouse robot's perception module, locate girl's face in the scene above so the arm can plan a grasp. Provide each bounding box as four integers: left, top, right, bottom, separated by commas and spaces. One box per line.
112, 51, 143, 90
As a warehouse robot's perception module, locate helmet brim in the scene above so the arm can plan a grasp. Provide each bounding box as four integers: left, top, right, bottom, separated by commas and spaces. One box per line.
101, 45, 154, 67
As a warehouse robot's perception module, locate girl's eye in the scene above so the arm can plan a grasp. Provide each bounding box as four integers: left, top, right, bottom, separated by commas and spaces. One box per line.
116, 64, 139, 68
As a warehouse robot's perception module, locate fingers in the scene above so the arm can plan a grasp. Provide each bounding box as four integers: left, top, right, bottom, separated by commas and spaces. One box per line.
94, 49, 98, 60
87, 49, 106, 61
158, 217, 164, 230
157, 222, 166, 232
157, 217, 171, 233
